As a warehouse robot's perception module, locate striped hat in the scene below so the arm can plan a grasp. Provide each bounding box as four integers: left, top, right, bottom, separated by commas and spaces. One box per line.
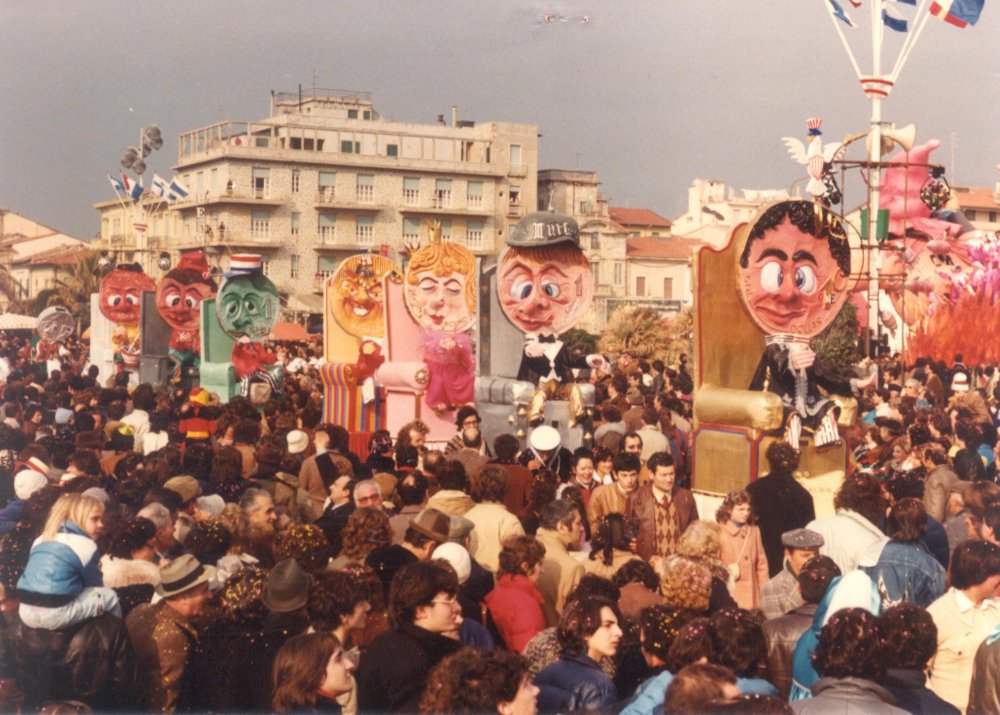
224, 254, 262, 278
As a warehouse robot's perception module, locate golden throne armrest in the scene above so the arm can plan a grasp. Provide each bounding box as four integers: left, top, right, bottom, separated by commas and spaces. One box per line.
829, 394, 858, 427
694, 384, 784, 431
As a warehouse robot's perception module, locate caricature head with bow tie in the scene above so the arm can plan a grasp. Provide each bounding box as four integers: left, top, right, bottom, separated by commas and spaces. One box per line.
499, 211, 594, 336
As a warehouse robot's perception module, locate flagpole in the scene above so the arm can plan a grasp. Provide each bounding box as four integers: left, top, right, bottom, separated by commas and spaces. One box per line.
864, 1, 886, 359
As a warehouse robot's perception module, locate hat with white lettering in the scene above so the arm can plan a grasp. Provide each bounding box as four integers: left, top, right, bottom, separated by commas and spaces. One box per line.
508, 211, 581, 248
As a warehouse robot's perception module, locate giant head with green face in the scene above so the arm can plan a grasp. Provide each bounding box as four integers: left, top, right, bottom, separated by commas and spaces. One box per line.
216, 254, 280, 342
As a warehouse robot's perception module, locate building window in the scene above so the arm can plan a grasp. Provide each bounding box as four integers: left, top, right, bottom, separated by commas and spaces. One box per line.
467, 220, 484, 250
580, 201, 593, 214
290, 212, 299, 237
290, 254, 300, 279
251, 210, 270, 241
356, 216, 374, 245
403, 177, 420, 205
967, 209, 977, 221
260, 257, 271, 276
318, 214, 336, 244
402, 217, 420, 244
636, 276, 646, 297
252, 168, 270, 198
440, 219, 452, 240
613, 262, 623, 286
990, 211, 998, 223
386, 143, 398, 157
435, 179, 452, 209
363, 110, 371, 120
356, 174, 374, 203
341, 140, 360, 154
347, 109, 358, 119
663, 277, 673, 299
210, 168, 218, 194
318, 171, 336, 202
291, 170, 300, 193
509, 185, 521, 206
317, 256, 337, 278
590, 233, 600, 250
510, 144, 523, 168
467, 181, 483, 209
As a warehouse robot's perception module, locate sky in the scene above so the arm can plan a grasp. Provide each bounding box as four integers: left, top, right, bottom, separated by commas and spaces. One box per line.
1, 0, 998, 240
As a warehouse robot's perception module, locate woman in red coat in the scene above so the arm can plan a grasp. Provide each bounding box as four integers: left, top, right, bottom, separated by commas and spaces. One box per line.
484, 535, 546, 653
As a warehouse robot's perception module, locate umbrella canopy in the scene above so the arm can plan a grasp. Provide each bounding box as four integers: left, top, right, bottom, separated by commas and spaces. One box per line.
270, 321, 311, 342
0, 313, 37, 330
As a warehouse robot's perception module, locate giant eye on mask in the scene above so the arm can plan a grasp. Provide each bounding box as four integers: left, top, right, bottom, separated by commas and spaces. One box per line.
106, 294, 123, 308
760, 262, 783, 293
244, 299, 260, 315
165, 293, 181, 308
795, 266, 817, 295
125, 294, 139, 305
184, 295, 198, 308
510, 280, 532, 300
541, 280, 561, 298
224, 300, 240, 317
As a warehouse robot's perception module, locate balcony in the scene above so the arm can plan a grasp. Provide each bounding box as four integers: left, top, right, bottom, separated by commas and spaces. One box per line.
172, 229, 285, 250
508, 164, 528, 178
313, 190, 380, 213
506, 201, 525, 217
398, 197, 491, 218
313, 229, 371, 252
173, 188, 285, 209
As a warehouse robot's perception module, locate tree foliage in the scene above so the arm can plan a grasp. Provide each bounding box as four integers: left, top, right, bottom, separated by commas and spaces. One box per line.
36, 253, 105, 333
598, 305, 693, 364
811, 300, 861, 373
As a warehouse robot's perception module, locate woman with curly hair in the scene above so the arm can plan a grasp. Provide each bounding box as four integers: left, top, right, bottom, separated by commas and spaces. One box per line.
329, 507, 392, 570
271, 632, 355, 714
585, 513, 643, 580
420, 647, 539, 715
716, 490, 769, 609
99, 517, 159, 616
794, 609, 900, 713
658, 520, 738, 614
485, 535, 547, 653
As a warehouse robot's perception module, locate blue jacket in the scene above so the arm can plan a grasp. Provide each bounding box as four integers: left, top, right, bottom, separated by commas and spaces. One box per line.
16, 521, 103, 606
863, 540, 946, 609
0, 497, 24, 536
790, 572, 881, 701
620, 671, 777, 715
535, 654, 617, 713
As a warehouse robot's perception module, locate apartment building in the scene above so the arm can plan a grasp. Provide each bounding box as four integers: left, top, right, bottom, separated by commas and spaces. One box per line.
94, 89, 537, 305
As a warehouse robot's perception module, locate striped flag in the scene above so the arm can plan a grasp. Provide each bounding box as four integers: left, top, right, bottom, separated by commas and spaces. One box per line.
167, 176, 190, 200
151, 172, 169, 198
828, 0, 858, 26
930, 0, 985, 27
108, 174, 126, 196
883, 8, 909, 30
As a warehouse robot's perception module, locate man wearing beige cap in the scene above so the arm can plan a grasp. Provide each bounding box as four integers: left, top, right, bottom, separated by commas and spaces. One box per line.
126, 554, 216, 712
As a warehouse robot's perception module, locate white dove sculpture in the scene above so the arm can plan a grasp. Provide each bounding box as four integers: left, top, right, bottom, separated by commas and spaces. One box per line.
782, 118, 844, 199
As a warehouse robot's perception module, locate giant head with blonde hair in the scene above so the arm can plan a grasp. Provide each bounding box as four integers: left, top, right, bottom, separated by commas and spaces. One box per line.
403, 223, 477, 333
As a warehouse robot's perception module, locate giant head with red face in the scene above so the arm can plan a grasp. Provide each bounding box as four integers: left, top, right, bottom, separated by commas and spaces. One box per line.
498, 211, 594, 337
156, 251, 217, 332
737, 200, 852, 338
99, 263, 157, 327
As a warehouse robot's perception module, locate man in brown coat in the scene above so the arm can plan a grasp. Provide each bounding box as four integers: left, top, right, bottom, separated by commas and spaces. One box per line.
126, 555, 215, 712
625, 452, 698, 562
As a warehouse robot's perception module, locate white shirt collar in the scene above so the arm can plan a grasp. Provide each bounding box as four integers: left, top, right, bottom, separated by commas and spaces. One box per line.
955, 588, 1000, 613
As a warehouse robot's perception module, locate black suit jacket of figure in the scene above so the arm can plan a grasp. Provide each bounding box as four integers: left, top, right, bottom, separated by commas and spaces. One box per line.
749, 342, 853, 429
517, 341, 589, 385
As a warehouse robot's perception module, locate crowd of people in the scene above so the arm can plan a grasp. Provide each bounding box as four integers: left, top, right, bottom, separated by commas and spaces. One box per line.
3, 330, 1000, 715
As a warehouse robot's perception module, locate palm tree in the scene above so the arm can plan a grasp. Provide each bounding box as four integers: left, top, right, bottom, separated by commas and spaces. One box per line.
0, 264, 30, 314
38, 252, 106, 333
